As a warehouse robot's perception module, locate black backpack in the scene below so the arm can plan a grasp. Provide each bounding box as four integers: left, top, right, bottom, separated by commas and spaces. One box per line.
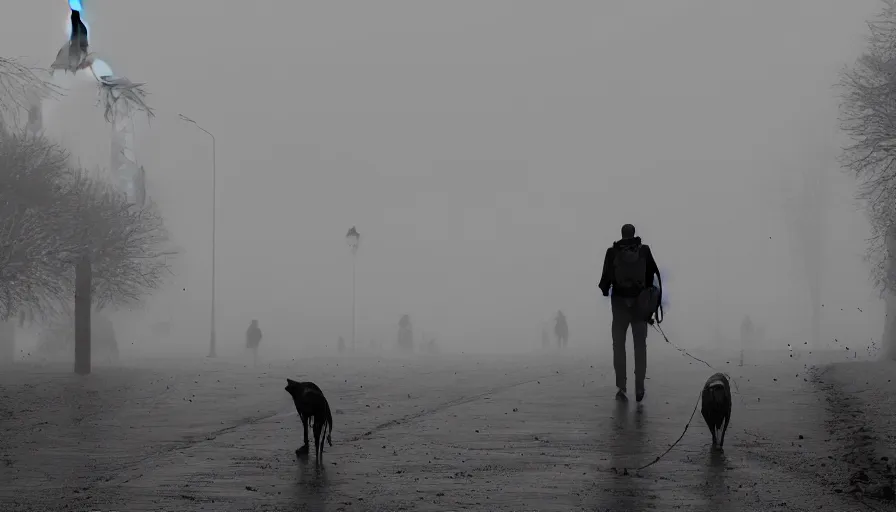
613, 242, 647, 290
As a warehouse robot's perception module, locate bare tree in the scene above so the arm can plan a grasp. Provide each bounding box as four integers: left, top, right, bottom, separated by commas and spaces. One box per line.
0, 131, 77, 322
0, 130, 172, 370
0, 57, 60, 127
97, 76, 155, 123
1, 53, 168, 368
61, 172, 171, 373
840, 0, 896, 359
63, 173, 171, 304
0, 130, 82, 363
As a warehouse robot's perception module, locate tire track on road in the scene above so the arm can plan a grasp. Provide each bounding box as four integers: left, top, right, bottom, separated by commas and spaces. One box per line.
98, 367, 581, 488
347, 370, 573, 443
99, 369, 310, 481
100, 409, 285, 485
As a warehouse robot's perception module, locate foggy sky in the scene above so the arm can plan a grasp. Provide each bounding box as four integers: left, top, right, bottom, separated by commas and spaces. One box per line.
2, 1, 885, 354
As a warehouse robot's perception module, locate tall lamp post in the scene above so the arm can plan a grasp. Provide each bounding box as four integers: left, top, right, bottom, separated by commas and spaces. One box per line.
346, 226, 360, 352
179, 114, 217, 358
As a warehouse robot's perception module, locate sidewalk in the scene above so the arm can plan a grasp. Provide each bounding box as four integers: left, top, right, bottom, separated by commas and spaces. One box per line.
0, 354, 577, 510
0, 351, 879, 511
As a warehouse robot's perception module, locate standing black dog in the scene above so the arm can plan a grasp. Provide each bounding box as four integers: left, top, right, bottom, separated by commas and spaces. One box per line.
285, 379, 333, 459
701, 372, 732, 451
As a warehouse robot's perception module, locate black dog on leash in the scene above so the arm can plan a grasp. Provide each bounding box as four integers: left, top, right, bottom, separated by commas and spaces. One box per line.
285, 379, 333, 459
701, 372, 732, 451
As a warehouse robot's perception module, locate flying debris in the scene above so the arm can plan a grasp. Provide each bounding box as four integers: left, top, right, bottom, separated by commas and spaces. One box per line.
51, 9, 93, 74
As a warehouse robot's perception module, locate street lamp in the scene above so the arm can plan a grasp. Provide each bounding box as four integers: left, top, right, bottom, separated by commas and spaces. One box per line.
346, 226, 360, 352
179, 113, 217, 358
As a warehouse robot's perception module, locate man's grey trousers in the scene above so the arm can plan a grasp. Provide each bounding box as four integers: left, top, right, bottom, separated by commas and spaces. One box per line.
611, 295, 648, 393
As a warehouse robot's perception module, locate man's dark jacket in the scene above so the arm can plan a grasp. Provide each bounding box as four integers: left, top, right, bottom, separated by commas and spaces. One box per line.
598, 237, 660, 298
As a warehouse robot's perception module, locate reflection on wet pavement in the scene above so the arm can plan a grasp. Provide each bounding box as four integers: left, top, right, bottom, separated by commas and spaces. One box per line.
0, 353, 872, 511
292, 458, 329, 510
598, 401, 653, 510
705, 449, 734, 512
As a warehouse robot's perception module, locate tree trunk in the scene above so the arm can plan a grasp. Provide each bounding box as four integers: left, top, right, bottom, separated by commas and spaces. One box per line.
74, 256, 92, 375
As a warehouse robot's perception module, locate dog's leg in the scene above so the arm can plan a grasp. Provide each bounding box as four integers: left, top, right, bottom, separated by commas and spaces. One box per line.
702, 409, 717, 449
705, 419, 718, 448
313, 420, 324, 460
720, 416, 729, 449
302, 414, 310, 449
296, 413, 310, 455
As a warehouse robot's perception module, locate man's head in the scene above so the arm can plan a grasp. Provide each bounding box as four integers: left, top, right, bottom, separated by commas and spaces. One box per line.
621, 224, 636, 239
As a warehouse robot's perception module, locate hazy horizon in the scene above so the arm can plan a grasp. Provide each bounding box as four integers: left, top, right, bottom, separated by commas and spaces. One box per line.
3, 0, 887, 357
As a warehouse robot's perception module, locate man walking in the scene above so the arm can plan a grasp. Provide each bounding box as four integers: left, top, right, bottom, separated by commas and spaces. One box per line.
598, 224, 660, 403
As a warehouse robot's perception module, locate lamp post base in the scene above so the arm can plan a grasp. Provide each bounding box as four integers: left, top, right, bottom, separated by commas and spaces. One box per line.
207, 332, 216, 358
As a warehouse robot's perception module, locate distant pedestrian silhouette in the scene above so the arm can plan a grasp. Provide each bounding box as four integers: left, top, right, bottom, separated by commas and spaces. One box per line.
397, 315, 413, 352
555, 311, 568, 348
246, 320, 262, 367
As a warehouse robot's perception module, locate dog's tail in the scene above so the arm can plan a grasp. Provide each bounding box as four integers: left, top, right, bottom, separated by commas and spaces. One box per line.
326, 403, 333, 446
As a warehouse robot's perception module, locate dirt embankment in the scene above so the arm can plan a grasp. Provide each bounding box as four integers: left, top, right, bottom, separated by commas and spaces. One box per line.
813, 361, 896, 506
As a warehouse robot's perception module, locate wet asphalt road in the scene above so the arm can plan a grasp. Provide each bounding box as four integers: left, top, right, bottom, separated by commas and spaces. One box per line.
0, 350, 873, 511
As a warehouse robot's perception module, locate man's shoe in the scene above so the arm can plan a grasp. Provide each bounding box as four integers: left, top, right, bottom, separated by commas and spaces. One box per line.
615, 389, 628, 402
636, 389, 645, 403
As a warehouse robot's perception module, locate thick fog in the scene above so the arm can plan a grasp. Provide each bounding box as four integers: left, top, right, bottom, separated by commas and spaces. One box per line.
2, 1, 885, 357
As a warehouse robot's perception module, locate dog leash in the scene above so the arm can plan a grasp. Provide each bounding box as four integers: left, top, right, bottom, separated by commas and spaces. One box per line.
652, 322, 744, 402
626, 390, 702, 473
617, 323, 745, 475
